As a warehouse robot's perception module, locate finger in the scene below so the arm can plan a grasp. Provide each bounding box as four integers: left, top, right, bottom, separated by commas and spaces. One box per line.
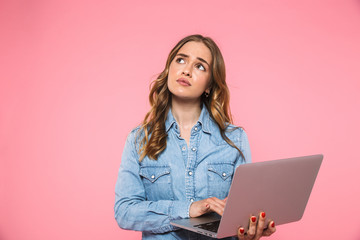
207, 202, 224, 216
262, 221, 276, 237
246, 215, 257, 239
201, 203, 211, 214
206, 197, 226, 216
237, 227, 245, 239
254, 212, 266, 240
189, 200, 210, 217
209, 197, 226, 208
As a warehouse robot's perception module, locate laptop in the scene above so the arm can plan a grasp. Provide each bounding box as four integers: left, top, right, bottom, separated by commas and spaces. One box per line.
170, 154, 323, 238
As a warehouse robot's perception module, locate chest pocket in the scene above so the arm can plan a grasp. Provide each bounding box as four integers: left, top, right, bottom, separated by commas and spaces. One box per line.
207, 163, 235, 199
139, 166, 174, 200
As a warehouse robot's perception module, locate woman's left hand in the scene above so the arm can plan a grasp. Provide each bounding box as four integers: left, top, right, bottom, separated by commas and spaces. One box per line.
237, 212, 276, 240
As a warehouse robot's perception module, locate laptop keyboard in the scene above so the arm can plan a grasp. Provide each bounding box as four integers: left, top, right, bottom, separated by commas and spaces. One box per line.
194, 220, 220, 233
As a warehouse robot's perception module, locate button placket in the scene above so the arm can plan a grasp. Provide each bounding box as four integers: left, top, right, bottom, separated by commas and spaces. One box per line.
185, 128, 200, 203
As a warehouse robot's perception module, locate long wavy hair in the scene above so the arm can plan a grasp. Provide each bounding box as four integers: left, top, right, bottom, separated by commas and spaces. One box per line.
137, 34, 244, 161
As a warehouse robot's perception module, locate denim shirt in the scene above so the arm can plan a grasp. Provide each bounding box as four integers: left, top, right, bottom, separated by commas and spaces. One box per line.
114, 105, 251, 239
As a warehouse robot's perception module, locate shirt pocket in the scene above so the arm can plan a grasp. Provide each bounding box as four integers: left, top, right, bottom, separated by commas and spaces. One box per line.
139, 166, 174, 201
207, 163, 235, 199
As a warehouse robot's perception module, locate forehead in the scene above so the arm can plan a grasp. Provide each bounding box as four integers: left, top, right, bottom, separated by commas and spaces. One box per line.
177, 41, 212, 64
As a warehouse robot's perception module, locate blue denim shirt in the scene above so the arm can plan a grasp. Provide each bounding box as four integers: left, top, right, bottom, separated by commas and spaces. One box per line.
114, 105, 251, 239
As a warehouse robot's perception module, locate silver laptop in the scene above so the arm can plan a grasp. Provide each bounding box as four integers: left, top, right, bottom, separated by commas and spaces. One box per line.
170, 154, 323, 238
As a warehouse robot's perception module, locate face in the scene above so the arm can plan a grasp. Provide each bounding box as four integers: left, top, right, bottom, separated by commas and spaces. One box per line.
167, 41, 212, 102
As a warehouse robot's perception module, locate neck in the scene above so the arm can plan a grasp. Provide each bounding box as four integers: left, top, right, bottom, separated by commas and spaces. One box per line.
171, 95, 202, 129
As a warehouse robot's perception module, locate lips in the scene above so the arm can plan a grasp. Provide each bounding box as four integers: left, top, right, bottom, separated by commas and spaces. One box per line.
176, 78, 191, 86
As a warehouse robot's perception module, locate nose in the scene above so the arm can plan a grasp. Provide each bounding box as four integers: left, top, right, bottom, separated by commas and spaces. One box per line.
183, 70, 190, 77
182, 65, 192, 77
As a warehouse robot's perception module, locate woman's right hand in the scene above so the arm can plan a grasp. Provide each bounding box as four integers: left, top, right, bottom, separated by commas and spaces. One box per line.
189, 197, 227, 218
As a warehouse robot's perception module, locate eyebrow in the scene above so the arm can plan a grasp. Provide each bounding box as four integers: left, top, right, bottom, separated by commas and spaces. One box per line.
176, 53, 210, 68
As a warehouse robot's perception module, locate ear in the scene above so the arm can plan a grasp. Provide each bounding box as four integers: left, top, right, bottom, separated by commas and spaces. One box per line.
205, 88, 210, 94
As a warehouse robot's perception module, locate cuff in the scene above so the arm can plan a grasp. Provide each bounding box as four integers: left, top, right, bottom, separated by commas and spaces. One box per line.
169, 200, 192, 220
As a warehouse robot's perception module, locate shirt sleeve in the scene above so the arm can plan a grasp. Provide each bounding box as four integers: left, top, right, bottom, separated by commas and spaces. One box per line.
114, 130, 192, 234
235, 128, 252, 168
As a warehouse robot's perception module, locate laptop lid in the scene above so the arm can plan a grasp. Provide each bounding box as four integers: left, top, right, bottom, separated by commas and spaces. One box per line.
171, 154, 323, 239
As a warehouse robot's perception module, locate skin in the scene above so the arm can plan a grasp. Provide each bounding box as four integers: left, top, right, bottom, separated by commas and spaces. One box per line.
167, 41, 211, 145
237, 212, 276, 240
167, 41, 276, 239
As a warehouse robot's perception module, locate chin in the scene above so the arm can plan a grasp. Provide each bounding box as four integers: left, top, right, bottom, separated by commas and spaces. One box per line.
172, 93, 202, 102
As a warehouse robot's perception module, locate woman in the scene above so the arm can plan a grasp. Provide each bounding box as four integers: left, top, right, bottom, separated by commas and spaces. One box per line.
114, 34, 276, 239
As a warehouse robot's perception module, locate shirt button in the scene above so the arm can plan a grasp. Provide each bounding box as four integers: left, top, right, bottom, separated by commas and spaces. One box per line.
182, 146, 186, 151
190, 198, 194, 202
222, 172, 226, 177
194, 127, 198, 131
188, 171, 193, 176
151, 175, 155, 179
191, 147, 196, 152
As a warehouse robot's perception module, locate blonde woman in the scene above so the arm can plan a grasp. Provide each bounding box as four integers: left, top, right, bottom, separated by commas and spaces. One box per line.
114, 34, 276, 240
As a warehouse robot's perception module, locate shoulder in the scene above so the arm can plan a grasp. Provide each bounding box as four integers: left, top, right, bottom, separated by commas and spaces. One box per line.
225, 124, 250, 148
226, 124, 248, 140
124, 125, 143, 151
227, 124, 251, 163
126, 125, 141, 139
208, 118, 249, 145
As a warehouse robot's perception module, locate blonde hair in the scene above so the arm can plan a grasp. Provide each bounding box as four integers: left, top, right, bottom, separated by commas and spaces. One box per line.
137, 34, 244, 161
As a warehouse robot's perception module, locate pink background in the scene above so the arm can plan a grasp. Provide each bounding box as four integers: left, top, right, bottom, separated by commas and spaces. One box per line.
1, 0, 360, 239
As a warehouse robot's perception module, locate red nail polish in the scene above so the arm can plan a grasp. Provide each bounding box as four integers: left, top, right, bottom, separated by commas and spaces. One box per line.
261, 212, 266, 218
271, 221, 275, 228
251, 216, 256, 222
239, 228, 245, 234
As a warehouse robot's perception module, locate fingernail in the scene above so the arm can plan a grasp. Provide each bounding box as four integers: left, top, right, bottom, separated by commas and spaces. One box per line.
271, 221, 275, 228
261, 212, 266, 218
251, 216, 256, 222
239, 228, 245, 234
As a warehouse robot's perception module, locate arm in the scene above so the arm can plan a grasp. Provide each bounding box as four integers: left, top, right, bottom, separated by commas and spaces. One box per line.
235, 128, 252, 168
114, 131, 192, 233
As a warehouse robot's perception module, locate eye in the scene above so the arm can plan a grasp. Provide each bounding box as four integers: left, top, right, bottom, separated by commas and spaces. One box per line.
176, 57, 185, 63
197, 64, 205, 71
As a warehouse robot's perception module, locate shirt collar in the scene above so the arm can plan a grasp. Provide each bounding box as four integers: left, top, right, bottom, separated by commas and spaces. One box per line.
165, 108, 177, 133
165, 103, 212, 134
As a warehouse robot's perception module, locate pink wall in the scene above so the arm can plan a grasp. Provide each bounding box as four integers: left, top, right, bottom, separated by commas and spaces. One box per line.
1, 0, 360, 239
